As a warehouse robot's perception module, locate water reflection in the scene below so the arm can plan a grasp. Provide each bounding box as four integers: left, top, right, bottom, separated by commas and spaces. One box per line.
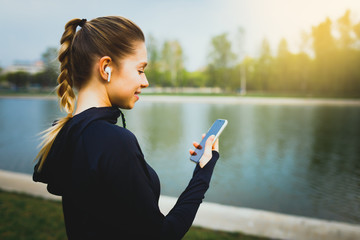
0, 99, 61, 173
0, 98, 359, 224
307, 106, 360, 222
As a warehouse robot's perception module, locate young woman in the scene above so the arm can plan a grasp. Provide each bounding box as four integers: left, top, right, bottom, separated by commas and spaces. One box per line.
33, 16, 220, 240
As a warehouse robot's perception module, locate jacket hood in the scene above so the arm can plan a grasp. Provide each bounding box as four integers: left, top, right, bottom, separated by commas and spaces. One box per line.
33, 106, 121, 196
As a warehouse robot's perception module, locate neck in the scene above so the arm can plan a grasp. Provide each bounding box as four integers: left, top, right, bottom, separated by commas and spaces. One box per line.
74, 78, 111, 116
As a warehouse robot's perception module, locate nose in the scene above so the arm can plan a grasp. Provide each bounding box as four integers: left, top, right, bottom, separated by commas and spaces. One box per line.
141, 74, 149, 88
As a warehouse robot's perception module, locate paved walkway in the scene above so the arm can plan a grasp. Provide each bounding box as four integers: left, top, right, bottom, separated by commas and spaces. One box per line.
2, 95, 360, 106
1, 169, 360, 240
140, 95, 360, 106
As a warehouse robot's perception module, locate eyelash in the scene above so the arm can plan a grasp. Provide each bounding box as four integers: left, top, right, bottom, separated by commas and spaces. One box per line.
138, 70, 144, 74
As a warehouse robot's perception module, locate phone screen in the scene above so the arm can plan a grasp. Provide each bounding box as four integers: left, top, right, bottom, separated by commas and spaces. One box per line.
190, 119, 227, 163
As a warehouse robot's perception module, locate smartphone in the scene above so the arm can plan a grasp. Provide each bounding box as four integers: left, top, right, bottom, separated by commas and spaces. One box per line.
190, 119, 228, 163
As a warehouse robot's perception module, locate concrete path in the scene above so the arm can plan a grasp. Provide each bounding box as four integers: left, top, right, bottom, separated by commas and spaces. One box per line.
140, 95, 360, 106
2, 95, 360, 106
1, 169, 360, 240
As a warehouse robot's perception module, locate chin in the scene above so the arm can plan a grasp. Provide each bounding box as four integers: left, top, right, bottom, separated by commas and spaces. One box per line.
113, 100, 135, 110
121, 105, 133, 110
123, 103, 135, 109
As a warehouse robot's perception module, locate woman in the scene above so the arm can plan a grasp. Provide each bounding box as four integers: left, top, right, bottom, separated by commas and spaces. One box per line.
33, 16, 219, 240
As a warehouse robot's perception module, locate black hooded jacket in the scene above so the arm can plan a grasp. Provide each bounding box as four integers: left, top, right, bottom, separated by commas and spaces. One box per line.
33, 106, 219, 240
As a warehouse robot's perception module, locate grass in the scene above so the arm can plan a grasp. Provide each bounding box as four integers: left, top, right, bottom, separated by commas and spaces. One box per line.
0, 190, 268, 240
0, 190, 66, 240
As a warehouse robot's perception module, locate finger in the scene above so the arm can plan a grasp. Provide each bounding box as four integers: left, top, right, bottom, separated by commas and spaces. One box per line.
192, 134, 205, 149
193, 142, 202, 150
212, 137, 219, 152
189, 149, 197, 156
205, 135, 215, 150
199, 135, 215, 168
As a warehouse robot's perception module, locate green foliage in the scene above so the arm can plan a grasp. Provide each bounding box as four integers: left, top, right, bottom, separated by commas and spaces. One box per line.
146, 37, 186, 87
42, 47, 60, 75
208, 33, 236, 69
206, 33, 237, 91
237, 9, 360, 97
146, 34, 162, 86
40, 47, 59, 87
161, 40, 185, 87
0, 69, 6, 83
308, 10, 360, 96
185, 71, 207, 87
6, 71, 33, 88
32, 69, 58, 87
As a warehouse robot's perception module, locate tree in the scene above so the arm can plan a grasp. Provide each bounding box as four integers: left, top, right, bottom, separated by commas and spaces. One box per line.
145, 34, 162, 86
255, 38, 273, 91
208, 33, 236, 69
206, 33, 236, 90
274, 38, 291, 91
337, 10, 354, 49
311, 18, 337, 93
235, 27, 247, 94
0, 67, 6, 85
6, 71, 33, 89
160, 40, 185, 87
335, 10, 360, 95
38, 47, 59, 87
353, 21, 360, 43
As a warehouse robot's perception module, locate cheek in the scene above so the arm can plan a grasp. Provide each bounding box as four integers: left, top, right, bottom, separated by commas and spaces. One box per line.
128, 74, 141, 87
112, 70, 140, 93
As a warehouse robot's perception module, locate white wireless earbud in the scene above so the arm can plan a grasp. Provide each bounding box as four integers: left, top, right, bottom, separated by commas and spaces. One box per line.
105, 66, 111, 82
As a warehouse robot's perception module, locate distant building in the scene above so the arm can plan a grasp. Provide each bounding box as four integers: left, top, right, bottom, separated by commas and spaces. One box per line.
4, 60, 44, 74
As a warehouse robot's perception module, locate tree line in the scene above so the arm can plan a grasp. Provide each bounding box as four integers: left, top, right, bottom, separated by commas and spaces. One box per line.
0, 47, 59, 90
1, 10, 359, 97
146, 9, 360, 97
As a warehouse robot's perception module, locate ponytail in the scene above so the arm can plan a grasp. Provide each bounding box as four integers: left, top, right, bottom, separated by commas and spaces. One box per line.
35, 16, 144, 171
35, 18, 83, 171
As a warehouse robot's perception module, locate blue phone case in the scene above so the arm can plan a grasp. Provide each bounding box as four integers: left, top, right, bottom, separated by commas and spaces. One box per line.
190, 119, 227, 163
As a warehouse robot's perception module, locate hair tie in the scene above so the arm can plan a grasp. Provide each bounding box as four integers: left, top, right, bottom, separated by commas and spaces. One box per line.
79, 18, 87, 27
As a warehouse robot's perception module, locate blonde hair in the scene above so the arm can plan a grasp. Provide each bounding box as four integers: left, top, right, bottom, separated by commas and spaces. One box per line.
35, 16, 144, 171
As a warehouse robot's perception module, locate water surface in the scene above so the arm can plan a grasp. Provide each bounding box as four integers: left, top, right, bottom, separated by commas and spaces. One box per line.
0, 97, 359, 224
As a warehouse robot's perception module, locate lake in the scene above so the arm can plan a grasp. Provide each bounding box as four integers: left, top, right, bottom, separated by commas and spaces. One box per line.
0, 97, 359, 224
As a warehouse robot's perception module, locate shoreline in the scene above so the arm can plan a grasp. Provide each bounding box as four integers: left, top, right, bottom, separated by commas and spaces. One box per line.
1, 168, 359, 240
1, 94, 360, 106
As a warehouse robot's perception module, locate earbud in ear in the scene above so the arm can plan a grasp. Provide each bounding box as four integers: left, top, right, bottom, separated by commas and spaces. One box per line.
105, 66, 111, 82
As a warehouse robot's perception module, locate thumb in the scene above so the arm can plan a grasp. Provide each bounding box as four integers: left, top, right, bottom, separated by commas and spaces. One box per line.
199, 135, 215, 168
205, 135, 215, 148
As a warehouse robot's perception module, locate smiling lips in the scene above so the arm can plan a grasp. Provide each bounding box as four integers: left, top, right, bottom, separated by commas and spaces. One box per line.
134, 91, 141, 100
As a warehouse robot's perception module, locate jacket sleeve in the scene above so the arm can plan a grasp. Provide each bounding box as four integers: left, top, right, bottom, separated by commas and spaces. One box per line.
161, 151, 219, 239
89, 126, 219, 239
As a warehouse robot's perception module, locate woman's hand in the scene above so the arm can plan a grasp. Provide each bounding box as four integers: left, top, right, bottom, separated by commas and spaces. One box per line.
189, 134, 219, 168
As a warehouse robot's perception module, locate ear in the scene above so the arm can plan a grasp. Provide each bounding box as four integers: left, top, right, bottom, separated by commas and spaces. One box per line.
99, 56, 112, 82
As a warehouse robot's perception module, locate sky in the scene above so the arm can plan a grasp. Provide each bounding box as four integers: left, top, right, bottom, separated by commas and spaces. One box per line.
0, 0, 360, 71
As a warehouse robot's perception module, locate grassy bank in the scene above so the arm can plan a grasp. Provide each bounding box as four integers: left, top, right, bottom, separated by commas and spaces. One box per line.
0, 190, 267, 240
